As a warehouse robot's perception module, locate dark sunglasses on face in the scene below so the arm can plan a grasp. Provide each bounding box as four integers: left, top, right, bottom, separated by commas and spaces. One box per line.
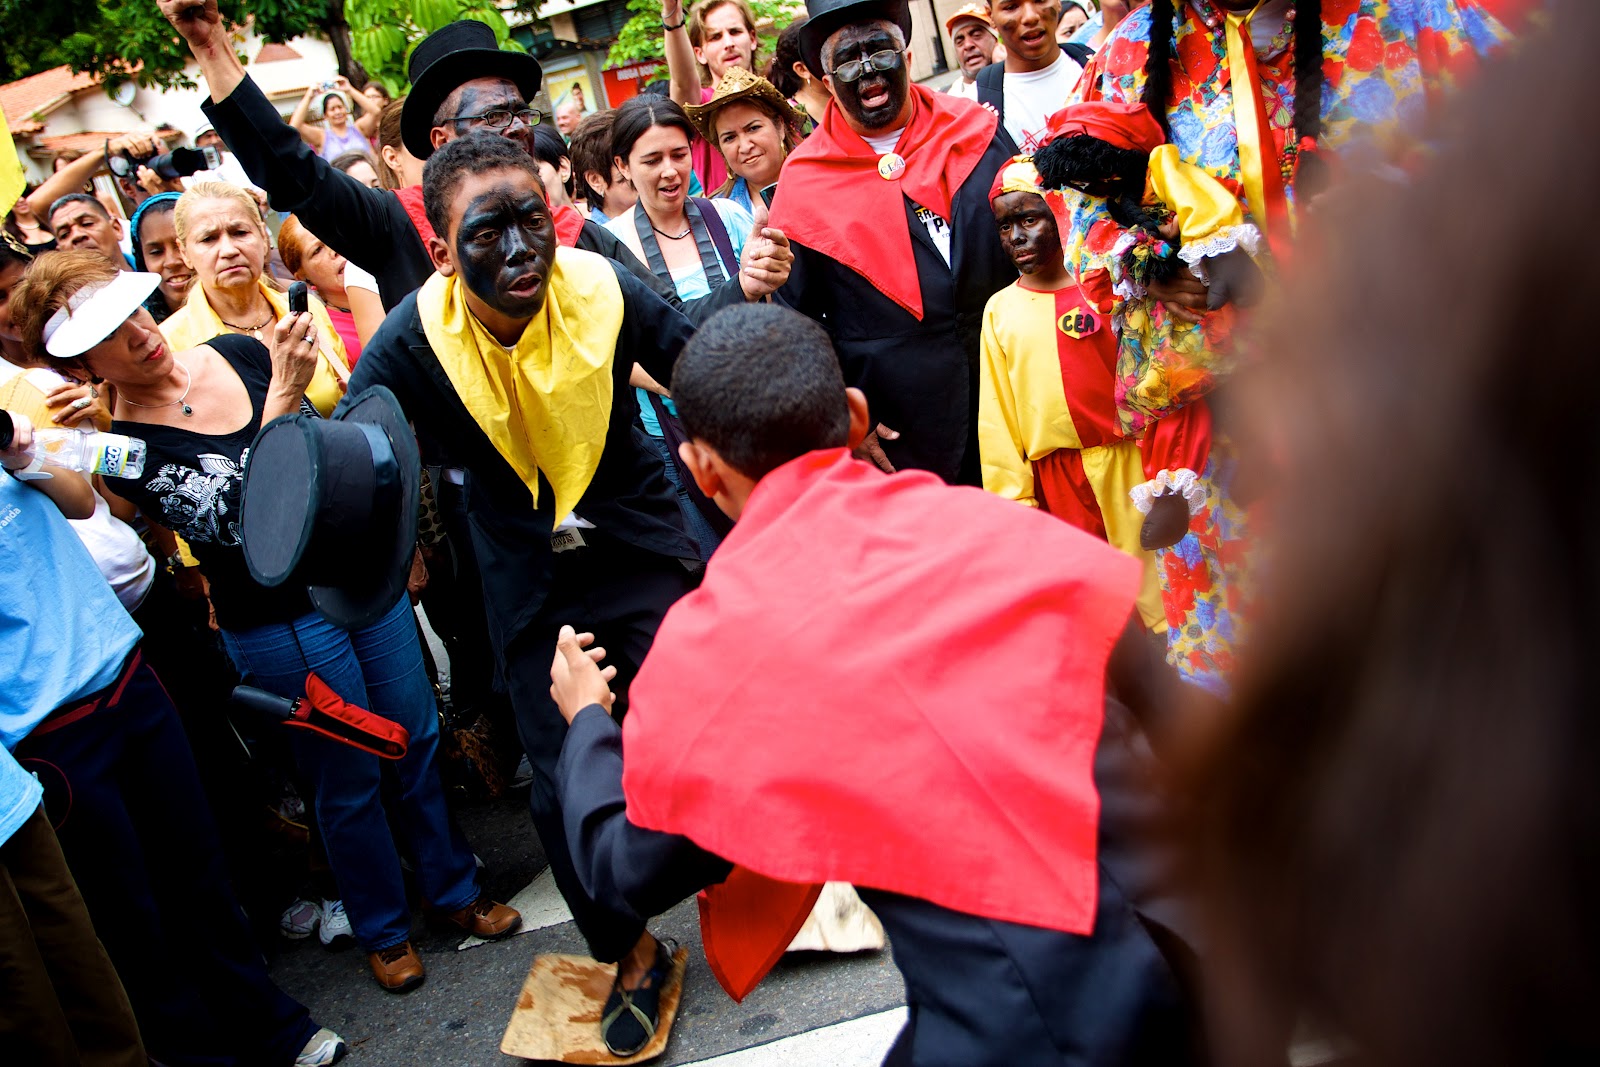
452, 107, 542, 130
827, 49, 904, 83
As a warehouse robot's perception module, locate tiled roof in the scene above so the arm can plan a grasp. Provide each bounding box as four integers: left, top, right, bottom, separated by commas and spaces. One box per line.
254, 42, 305, 63
32, 128, 184, 155
0, 65, 98, 128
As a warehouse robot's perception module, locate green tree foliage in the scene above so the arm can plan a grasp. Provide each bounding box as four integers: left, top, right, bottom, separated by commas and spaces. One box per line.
606, 0, 798, 83
0, 0, 337, 90
345, 0, 527, 95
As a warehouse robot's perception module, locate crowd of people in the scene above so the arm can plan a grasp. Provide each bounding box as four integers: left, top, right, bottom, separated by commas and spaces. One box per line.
3, 0, 1580, 1066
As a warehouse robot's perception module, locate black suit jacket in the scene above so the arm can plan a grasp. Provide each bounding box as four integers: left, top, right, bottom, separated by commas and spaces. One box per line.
775, 130, 1019, 485
338, 257, 699, 658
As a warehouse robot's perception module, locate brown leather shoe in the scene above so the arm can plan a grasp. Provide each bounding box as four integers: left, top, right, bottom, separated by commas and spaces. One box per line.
437, 896, 522, 941
368, 941, 425, 993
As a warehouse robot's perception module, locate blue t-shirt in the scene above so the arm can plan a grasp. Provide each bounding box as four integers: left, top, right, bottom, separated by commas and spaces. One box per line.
0, 745, 42, 847
0, 471, 141, 750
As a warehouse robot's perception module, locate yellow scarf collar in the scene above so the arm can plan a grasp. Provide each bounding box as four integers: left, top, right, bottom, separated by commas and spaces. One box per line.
418, 247, 624, 523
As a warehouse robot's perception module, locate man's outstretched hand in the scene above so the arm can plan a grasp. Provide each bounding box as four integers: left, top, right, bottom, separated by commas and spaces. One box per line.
550, 626, 618, 725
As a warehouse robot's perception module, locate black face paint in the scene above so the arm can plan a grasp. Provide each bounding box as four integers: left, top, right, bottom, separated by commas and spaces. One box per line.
441, 81, 535, 155
991, 191, 1062, 277
828, 29, 910, 131
453, 177, 557, 320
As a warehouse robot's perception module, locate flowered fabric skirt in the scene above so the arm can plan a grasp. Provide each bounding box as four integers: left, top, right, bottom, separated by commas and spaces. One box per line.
1156, 442, 1253, 697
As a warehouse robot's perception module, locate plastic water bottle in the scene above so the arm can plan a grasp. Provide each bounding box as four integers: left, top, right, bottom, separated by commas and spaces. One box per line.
30, 429, 147, 479
0, 412, 146, 480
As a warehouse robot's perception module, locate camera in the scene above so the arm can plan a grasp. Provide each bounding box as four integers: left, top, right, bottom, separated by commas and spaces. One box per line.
108, 145, 222, 181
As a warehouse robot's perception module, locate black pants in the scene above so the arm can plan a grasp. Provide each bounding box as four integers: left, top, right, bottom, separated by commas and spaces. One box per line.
16, 652, 317, 1067
503, 534, 695, 963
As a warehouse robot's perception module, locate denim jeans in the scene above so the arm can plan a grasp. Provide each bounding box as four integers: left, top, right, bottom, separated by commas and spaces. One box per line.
221, 596, 479, 950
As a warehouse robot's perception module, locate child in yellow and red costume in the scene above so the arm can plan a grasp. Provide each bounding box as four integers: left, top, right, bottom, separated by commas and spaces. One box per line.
977, 155, 1164, 630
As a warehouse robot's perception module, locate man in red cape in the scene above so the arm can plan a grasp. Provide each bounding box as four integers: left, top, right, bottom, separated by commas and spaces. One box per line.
548, 304, 1201, 1066
769, 0, 1020, 486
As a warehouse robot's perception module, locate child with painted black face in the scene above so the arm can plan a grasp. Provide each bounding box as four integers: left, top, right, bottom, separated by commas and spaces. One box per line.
347, 129, 708, 1057
977, 155, 1164, 629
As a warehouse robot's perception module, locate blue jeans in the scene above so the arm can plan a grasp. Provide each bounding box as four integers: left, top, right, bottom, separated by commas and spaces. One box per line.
221, 596, 479, 951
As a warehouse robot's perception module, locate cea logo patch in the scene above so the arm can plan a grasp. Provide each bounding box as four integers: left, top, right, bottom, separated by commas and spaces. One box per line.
1057, 308, 1099, 339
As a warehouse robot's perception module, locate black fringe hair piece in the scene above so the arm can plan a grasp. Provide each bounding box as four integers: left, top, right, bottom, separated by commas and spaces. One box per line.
1032, 133, 1168, 232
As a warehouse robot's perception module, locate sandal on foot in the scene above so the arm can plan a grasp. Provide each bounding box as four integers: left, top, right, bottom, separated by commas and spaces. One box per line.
601, 939, 676, 1057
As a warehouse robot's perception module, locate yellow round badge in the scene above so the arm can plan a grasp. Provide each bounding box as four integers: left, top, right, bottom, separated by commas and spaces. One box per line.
877, 152, 906, 181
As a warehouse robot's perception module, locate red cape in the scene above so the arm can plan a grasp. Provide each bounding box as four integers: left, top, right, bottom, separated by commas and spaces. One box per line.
769, 86, 998, 320
622, 450, 1141, 976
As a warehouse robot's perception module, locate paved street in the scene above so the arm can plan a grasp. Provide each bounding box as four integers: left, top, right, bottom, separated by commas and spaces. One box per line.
269, 785, 908, 1066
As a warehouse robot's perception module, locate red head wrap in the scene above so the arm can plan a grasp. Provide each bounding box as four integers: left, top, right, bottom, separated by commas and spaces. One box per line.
1043, 101, 1165, 154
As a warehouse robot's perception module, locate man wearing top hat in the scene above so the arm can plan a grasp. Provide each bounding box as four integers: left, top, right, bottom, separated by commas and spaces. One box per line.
158, 0, 786, 319
770, 0, 1018, 487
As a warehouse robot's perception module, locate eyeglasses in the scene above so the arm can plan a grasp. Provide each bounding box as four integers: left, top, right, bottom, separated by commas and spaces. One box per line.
826, 49, 904, 84
451, 107, 542, 130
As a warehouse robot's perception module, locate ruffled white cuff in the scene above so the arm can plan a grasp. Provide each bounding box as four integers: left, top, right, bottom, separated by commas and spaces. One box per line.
1129, 467, 1206, 516
1179, 223, 1262, 282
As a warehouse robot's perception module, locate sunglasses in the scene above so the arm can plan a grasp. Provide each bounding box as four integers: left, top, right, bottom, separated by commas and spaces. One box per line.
827, 49, 904, 84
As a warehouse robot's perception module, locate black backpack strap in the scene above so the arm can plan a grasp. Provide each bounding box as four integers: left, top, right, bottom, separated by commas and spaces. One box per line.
692, 197, 739, 277
975, 61, 1005, 120
1062, 41, 1094, 68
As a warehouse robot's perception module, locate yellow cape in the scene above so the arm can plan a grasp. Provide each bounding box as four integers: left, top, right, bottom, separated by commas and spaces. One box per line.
417, 248, 624, 523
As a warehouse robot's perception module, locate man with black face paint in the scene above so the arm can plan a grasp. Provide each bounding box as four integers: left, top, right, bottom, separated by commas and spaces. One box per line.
338, 133, 721, 1057
769, 0, 1019, 487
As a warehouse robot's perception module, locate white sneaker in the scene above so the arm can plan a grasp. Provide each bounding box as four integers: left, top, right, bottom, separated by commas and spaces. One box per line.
318, 899, 355, 950
279, 899, 319, 940
295, 1026, 346, 1066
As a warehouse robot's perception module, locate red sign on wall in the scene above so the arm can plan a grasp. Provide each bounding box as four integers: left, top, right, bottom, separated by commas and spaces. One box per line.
601, 59, 663, 107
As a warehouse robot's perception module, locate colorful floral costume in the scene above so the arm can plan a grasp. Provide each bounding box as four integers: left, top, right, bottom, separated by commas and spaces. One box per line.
1066, 0, 1506, 694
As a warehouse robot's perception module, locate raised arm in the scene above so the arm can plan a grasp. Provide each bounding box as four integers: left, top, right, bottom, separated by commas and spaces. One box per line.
338, 76, 381, 140
158, 0, 247, 100
663, 0, 705, 106
286, 84, 327, 152
24, 132, 160, 221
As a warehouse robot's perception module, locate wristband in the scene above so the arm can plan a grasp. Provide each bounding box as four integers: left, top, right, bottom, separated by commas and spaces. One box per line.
663, 16, 687, 29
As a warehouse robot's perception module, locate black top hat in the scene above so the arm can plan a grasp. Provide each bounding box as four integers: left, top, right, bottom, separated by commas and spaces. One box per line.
401, 19, 544, 161
239, 387, 420, 631
799, 0, 913, 81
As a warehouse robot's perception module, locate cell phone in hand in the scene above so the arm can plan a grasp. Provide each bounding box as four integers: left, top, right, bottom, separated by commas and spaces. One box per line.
760, 182, 777, 209
288, 281, 309, 317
